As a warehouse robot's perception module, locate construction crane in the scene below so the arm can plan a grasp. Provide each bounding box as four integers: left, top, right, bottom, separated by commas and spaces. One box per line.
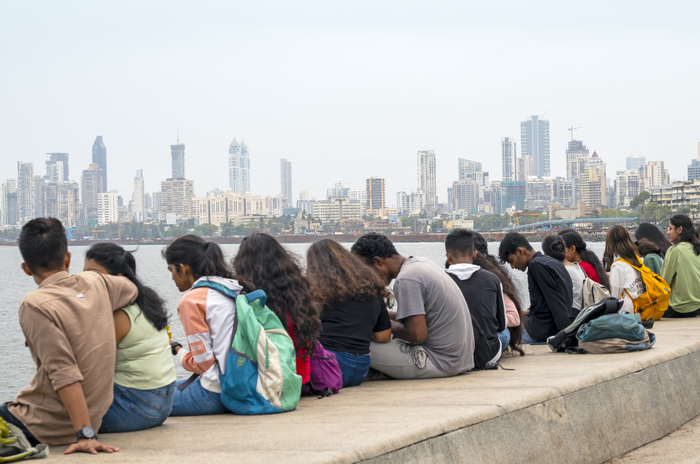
513, 210, 542, 227
568, 126, 582, 141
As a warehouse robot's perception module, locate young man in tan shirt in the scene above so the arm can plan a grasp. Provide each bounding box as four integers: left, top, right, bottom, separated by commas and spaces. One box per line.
0, 218, 138, 454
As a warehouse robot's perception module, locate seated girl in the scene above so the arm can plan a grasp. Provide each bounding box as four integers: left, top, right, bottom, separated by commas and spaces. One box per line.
542, 235, 586, 314
603, 225, 646, 315
306, 239, 392, 387
83, 243, 176, 433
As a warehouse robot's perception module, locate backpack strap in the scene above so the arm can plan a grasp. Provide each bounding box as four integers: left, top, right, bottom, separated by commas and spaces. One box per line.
305, 381, 334, 399
177, 373, 200, 391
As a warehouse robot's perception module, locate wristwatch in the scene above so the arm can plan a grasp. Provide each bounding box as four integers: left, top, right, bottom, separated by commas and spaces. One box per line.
171, 341, 182, 356
76, 426, 97, 441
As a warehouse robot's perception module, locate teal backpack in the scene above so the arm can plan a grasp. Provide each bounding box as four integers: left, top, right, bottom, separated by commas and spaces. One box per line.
192, 281, 301, 415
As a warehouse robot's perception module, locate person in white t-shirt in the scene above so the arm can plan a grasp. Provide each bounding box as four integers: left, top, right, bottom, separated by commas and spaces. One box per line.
603, 225, 646, 314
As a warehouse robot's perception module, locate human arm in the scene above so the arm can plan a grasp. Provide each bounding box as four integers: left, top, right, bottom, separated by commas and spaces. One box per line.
99, 274, 138, 311
371, 298, 392, 343
529, 261, 573, 331
174, 290, 216, 375
496, 283, 507, 332
390, 315, 428, 344
609, 263, 625, 299
391, 277, 429, 344
59, 383, 118, 455
113, 310, 131, 345
503, 293, 520, 327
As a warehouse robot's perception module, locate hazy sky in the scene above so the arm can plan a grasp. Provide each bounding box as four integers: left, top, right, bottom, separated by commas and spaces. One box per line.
2, 1, 699, 207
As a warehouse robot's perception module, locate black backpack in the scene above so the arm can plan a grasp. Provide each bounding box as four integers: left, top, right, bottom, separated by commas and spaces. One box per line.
547, 297, 623, 352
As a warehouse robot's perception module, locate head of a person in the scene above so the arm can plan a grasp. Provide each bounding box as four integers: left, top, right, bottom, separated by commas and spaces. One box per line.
473, 232, 489, 256
498, 232, 534, 272
635, 223, 672, 257
559, 227, 611, 290
233, 233, 322, 350
603, 225, 638, 271
86, 243, 168, 330
350, 233, 400, 282
19, 218, 69, 282
445, 229, 477, 265
306, 239, 393, 308
668, 214, 700, 256
635, 238, 661, 258
541, 235, 567, 262
162, 235, 232, 292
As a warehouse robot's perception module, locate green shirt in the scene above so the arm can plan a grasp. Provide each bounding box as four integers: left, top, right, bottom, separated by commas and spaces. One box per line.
660, 242, 700, 313
643, 253, 663, 275
114, 304, 177, 390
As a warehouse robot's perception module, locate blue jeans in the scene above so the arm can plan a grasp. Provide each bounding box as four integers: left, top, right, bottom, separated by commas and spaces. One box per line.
0, 403, 39, 446
170, 378, 229, 416
99, 382, 175, 434
328, 350, 372, 388
497, 329, 511, 357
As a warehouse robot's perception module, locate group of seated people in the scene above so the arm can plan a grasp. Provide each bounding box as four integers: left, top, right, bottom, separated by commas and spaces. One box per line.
2, 214, 698, 454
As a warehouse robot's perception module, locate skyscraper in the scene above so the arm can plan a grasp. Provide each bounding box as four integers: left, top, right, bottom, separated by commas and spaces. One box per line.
81, 163, 104, 222
92, 136, 107, 190
458, 158, 482, 182
417, 150, 437, 209
45, 153, 69, 183
626, 155, 646, 171
520, 116, 550, 177
280, 159, 292, 204
133, 169, 145, 221
171, 142, 186, 179
366, 177, 385, 215
228, 138, 250, 195
1, 180, 17, 226
501, 137, 516, 182
17, 162, 35, 223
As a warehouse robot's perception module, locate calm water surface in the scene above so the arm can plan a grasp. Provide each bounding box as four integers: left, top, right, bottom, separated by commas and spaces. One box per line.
0, 240, 605, 399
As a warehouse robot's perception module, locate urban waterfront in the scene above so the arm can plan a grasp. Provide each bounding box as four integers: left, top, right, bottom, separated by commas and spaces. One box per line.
0, 240, 606, 400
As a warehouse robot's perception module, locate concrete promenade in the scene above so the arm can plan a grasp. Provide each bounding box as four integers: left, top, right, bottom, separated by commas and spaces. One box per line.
50, 318, 700, 464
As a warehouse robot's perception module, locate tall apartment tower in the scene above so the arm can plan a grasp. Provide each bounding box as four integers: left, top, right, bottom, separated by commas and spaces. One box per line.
171, 142, 186, 179
501, 137, 517, 182
626, 155, 646, 171
228, 138, 250, 195
688, 143, 700, 182
92, 136, 107, 191
133, 169, 145, 221
458, 158, 482, 182
81, 163, 104, 222
417, 150, 437, 209
366, 177, 385, 216
1, 180, 17, 226
17, 162, 35, 223
280, 158, 292, 204
520, 116, 550, 177
45, 153, 69, 183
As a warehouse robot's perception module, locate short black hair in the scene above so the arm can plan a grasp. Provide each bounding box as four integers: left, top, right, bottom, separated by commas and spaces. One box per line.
351, 233, 398, 266
498, 232, 532, 263
445, 229, 475, 257
19, 218, 68, 274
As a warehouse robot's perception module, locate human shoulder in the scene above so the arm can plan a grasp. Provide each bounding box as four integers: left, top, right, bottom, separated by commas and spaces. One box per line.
472, 268, 501, 287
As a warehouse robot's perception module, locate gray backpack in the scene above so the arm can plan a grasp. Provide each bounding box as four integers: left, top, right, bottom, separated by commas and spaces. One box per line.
582, 273, 611, 307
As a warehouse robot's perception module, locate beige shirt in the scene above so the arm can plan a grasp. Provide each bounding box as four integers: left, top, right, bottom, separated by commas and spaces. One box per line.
8, 270, 137, 446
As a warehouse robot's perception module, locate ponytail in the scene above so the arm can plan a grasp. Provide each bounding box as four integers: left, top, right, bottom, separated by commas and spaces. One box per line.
670, 215, 700, 256
542, 235, 566, 262
162, 235, 233, 279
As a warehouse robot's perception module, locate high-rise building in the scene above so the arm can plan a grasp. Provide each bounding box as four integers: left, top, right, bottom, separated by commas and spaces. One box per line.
326, 183, 349, 199
521, 116, 550, 177
152, 192, 162, 219
501, 137, 517, 182
501, 181, 526, 211
17, 162, 35, 224
638, 161, 669, 192
45, 153, 69, 183
458, 159, 482, 182
580, 152, 607, 207
615, 170, 640, 208
688, 160, 700, 183
98, 191, 119, 225
525, 178, 555, 211
81, 163, 104, 222
280, 159, 292, 204
228, 138, 250, 195
45, 181, 80, 227
366, 177, 385, 215
299, 190, 309, 201
397, 191, 425, 216
451, 180, 479, 214
34, 176, 46, 218
171, 142, 186, 179
348, 189, 367, 215
1, 180, 17, 226
417, 151, 437, 209
517, 155, 534, 181
161, 178, 196, 220
133, 169, 145, 221
92, 136, 107, 190
626, 155, 646, 171
311, 197, 362, 223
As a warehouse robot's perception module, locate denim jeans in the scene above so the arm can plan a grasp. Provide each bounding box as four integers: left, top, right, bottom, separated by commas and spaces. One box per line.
0, 403, 39, 447
99, 382, 175, 434
327, 350, 372, 388
497, 329, 511, 355
170, 378, 229, 416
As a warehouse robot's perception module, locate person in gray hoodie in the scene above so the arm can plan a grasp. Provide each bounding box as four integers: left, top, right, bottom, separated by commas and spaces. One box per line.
445, 229, 506, 368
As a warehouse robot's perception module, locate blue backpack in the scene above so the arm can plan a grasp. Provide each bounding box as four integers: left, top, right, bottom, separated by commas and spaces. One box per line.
193, 281, 302, 415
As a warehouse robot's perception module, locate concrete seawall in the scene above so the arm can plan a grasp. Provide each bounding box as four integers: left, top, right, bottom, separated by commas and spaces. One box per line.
50, 318, 700, 463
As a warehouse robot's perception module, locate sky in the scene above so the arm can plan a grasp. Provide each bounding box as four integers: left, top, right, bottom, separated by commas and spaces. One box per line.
1, 1, 699, 207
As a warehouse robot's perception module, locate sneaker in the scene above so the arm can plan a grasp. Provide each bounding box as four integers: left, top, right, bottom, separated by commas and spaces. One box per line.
641, 318, 654, 329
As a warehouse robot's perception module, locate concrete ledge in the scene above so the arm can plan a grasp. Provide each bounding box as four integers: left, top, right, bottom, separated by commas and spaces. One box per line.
49, 319, 700, 463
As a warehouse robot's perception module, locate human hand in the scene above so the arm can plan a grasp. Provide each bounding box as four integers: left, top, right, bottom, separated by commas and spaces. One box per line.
64, 439, 119, 455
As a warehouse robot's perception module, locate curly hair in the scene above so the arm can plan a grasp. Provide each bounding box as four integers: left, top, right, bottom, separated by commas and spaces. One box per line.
350, 233, 399, 266
497, 232, 532, 264
232, 233, 322, 353
306, 239, 394, 309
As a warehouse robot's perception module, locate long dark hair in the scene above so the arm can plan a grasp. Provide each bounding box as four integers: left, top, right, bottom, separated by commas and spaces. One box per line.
670, 214, 700, 256
559, 229, 611, 290
233, 233, 322, 353
162, 235, 233, 279
603, 225, 639, 271
635, 223, 672, 258
86, 243, 168, 331
306, 239, 393, 308
473, 233, 524, 356
542, 235, 567, 262
636, 238, 661, 257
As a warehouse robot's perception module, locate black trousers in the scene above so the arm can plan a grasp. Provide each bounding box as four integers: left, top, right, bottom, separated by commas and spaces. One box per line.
0, 402, 40, 447
663, 306, 700, 318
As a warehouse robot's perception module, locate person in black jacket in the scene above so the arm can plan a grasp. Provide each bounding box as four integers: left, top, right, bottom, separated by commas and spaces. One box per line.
445, 229, 505, 368
498, 232, 574, 343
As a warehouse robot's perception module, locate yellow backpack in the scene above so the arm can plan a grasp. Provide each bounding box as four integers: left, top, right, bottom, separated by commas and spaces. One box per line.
616, 257, 671, 321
